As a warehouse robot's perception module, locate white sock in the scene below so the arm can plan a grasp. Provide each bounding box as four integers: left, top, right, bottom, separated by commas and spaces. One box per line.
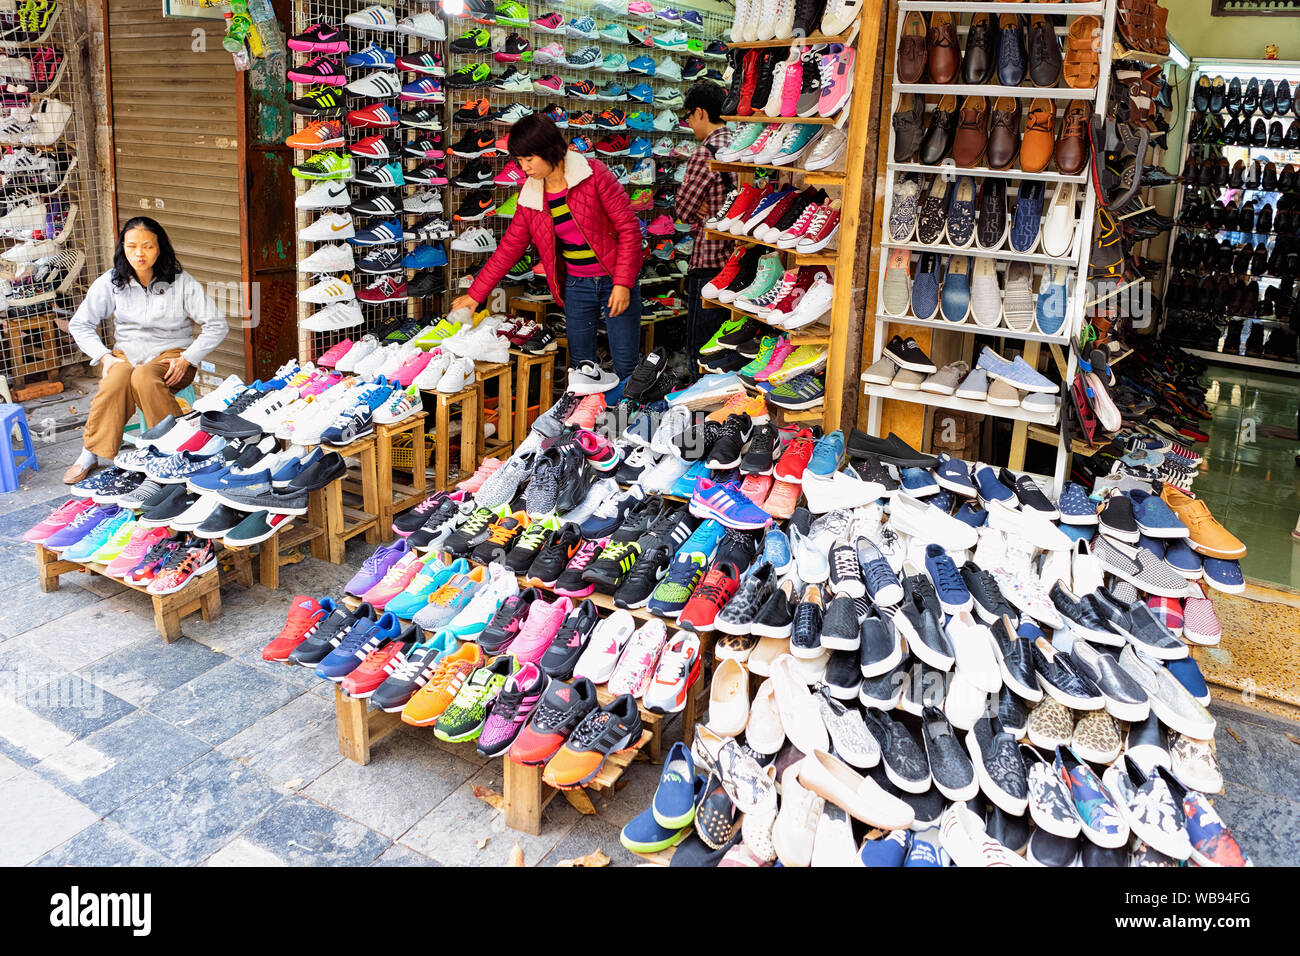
75, 448, 97, 469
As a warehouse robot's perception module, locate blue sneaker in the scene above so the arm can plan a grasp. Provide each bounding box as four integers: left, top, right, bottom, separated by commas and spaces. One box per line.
1166, 656, 1209, 704
1164, 538, 1202, 578
402, 243, 448, 269
272, 447, 322, 487
1009, 180, 1043, 252
647, 552, 708, 617
628, 54, 656, 74
621, 775, 702, 852
671, 459, 710, 497
903, 837, 942, 867
924, 543, 972, 614
1202, 557, 1244, 594
939, 255, 971, 323
346, 43, 395, 69
1130, 489, 1188, 539
807, 430, 845, 477
1035, 266, 1068, 335
763, 527, 793, 574
63, 510, 132, 561
350, 218, 404, 246
627, 83, 654, 103
1057, 480, 1098, 525
859, 829, 907, 866
953, 500, 987, 528
901, 467, 939, 497
972, 465, 1016, 509
315, 611, 403, 681
929, 490, 954, 514
945, 176, 976, 248
976, 346, 1056, 393
933, 453, 974, 496
384, 556, 459, 620
690, 479, 773, 530
677, 517, 724, 561
322, 402, 376, 445
627, 108, 654, 127
192, 466, 275, 498
910, 253, 941, 321
651, 741, 696, 827
628, 137, 652, 157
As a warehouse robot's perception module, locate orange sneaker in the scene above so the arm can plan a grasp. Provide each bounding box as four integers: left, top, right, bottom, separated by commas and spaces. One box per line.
541, 693, 643, 789
1159, 485, 1246, 560
762, 479, 801, 520
456, 457, 503, 494
286, 119, 345, 150
564, 393, 606, 430
706, 390, 769, 425
400, 642, 486, 726
739, 472, 773, 505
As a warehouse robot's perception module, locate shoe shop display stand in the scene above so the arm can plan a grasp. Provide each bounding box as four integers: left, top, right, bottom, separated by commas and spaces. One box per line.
374, 412, 431, 536
34, 544, 254, 643
708, 8, 883, 434
509, 347, 556, 448
1163, 58, 1300, 375
474, 361, 515, 460
419, 381, 482, 490
324, 434, 384, 560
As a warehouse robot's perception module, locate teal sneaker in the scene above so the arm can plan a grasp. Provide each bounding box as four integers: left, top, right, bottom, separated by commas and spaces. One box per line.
671, 459, 710, 498
385, 557, 462, 620
807, 429, 846, 477
676, 517, 724, 561
738, 335, 779, 383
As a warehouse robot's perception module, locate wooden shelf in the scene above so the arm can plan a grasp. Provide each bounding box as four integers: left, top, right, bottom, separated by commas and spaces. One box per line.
899, 0, 1104, 10
703, 228, 838, 264
710, 159, 847, 184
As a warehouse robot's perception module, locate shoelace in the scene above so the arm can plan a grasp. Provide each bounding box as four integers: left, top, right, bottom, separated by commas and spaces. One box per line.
568, 541, 602, 570
486, 521, 519, 546
831, 547, 860, 582
568, 710, 610, 749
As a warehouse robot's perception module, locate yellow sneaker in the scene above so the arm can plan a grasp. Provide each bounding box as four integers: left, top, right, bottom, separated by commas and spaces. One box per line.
768, 345, 827, 386
706, 390, 769, 425
414, 318, 461, 349
90, 516, 138, 564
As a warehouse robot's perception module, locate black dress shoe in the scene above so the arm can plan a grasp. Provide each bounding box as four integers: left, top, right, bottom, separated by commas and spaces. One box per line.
1192, 76, 1211, 112
1229, 159, 1244, 188
1243, 76, 1260, 114
1225, 75, 1241, 114
1257, 204, 1273, 235
1268, 120, 1284, 149
1211, 75, 1227, 113
963, 12, 997, 85
1221, 115, 1239, 145
919, 95, 957, 165
1286, 122, 1300, 150
1262, 78, 1276, 118
1237, 200, 1253, 233
892, 92, 925, 162
1277, 79, 1293, 116
1252, 118, 1268, 147
1262, 162, 1279, 191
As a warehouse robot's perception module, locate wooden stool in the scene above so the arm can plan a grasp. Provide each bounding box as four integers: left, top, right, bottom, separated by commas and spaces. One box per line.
510, 349, 555, 448
223, 494, 329, 590
333, 685, 403, 765
474, 360, 514, 460
373, 413, 429, 536
2, 313, 61, 377
422, 382, 480, 491
321, 435, 381, 562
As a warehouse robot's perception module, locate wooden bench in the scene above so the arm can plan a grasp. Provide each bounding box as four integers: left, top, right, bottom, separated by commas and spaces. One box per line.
373, 413, 429, 539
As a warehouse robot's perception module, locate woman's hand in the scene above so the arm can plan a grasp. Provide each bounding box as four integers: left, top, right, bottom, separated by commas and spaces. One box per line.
451, 294, 478, 314
607, 284, 631, 318
163, 356, 191, 387
100, 355, 122, 378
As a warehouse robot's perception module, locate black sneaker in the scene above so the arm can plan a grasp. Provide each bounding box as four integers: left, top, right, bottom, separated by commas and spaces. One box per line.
828, 542, 864, 598
288, 602, 376, 667
961, 561, 1016, 624
740, 424, 778, 475
883, 335, 937, 373
538, 601, 601, 679
526, 522, 581, 587
443, 505, 500, 555
998, 690, 1028, 738
194, 503, 244, 539
554, 450, 594, 515
862, 707, 932, 793
789, 584, 824, 658
480, 588, 540, 653
613, 543, 672, 608
453, 188, 497, 221
822, 650, 862, 699
859, 610, 902, 676
989, 615, 1040, 700
704, 412, 753, 470
850, 452, 900, 494
449, 128, 499, 158
639, 500, 697, 554
582, 538, 642, 592
408, 497, 467, 550
699, 351, 749, 374
819, 594, 859, 651
751, 578, 796, 638
1098, 492, 1139, 542
408, 272, 446, 298
449, 27, 491, 54
372, 640, 448, 712
452, 158, 495, 188
712, 526, 759, 570
399, 106, 445, 130
521, 326, 558, 354
505, 521, 555, 573
1000, 467, 1058, 517
622, 347, 673, 404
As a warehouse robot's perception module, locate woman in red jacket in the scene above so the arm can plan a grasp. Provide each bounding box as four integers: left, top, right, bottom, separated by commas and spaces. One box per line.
451, 114, 645, 380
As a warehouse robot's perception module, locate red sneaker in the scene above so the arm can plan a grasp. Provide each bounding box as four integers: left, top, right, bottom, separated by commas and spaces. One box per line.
262, 595, 328, 662
508, 675, 600, 765
676, 561, 741, 633
341, 625, 418, 696
739, 472, 773, 504
773, 427, 816, 482
701, 247, 746, 297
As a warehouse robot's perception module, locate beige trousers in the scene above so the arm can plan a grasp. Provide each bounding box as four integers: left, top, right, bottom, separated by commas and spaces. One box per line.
83, 348, 197, 458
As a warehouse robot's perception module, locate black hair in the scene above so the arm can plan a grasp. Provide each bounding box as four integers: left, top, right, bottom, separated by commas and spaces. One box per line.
506, 113, 569, 168
683, 81, 726, 124
112, 216, 181, 289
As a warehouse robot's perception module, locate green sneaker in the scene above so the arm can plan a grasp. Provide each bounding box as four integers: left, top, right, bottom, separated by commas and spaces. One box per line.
494, 0, 529, 25
766, 371, 826, 410
90, 517, 139, 564
413, 317, 461, 347
734, 253, 783, 305
434, 656, 513, 742
738, 334, 779, 382
497, 193, 519, 218
721, 123, 764, 158
507, 249, 536, 280
291, 150, 353, 180
768, 345, 827, 385
506, 513, 560, 573
699, 315, 749, 355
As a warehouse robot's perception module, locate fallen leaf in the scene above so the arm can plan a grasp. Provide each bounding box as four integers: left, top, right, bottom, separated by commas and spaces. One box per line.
507, 844, 525, 867
555, 847, 610, 868
1226, 726, 1243, 744
1286, 732, 1300, 747
476, 837, 489, 850
282, 777, 304, 790
563, 788, 596, 815
472, 785, 504, 811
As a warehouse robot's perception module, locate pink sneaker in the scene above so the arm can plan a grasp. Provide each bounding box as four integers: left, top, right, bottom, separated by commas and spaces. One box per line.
646, 214, 674, 235
575, 429, 619, 471
300, 372, 342, 397
393, 351, 432, 387
508, 595, 573, 663
780, 55, 804, 117
627, 1, 654, 18
105, 525, 170, 578
361, 551, 429, 609
24, 497, 95, 544
754, 338, 794, 382
777, 202, 822, 248
535, 42, 565, 62
457, 457, 503, 493
317, 338, 354, 368
564, 393, 606, 430
534, 73, 563, 92
494, 161, 526, 187
818, 44, 854, 117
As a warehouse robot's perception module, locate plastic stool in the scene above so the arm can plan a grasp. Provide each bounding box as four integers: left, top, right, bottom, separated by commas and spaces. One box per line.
0, 403, 38, 491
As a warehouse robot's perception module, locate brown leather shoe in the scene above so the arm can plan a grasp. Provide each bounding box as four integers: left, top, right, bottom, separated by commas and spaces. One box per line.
985, 97, 1022, 170
897, 11, 927, 84
1020, 98, 1056, 173
926, 11, 960, 85
1055, 99, 1090, 176
63, 462, 97, 485
1063, 15, 1100, 89
951, 95, 988, 168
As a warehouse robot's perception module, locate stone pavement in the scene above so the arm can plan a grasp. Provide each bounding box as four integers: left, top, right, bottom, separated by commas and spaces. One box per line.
3, 433, 1299, 866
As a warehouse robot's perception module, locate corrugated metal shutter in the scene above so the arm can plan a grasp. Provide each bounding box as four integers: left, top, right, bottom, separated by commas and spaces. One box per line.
108, 0, 246, 382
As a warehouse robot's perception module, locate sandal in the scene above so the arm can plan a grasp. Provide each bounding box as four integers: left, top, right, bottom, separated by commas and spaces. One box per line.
1063, 16, 1100, 90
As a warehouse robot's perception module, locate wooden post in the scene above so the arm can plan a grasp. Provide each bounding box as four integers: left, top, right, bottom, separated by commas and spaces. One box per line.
334, 686, 402, 765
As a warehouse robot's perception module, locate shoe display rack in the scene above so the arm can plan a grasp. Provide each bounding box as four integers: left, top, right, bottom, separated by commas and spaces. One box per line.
1162, 58, 1300, 375
290, 0, 453, 363
0, 3, 107, 381
863, 0, 1120, 494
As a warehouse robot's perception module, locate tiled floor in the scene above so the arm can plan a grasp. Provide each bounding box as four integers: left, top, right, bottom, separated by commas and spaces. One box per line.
1192, 365, 1300, 590
3, 432, 1299, 866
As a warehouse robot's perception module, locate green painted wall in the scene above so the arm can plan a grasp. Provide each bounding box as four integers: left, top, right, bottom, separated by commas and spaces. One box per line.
1165, 0, 1296, 60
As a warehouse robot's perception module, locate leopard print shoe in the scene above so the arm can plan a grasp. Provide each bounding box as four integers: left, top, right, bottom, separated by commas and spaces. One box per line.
1027, 697, 1075, 751
1072, 709, 1121, 764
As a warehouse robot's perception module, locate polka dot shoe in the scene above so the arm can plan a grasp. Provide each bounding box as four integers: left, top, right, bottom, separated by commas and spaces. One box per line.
1201, 557, 1244, 595
1057, 481, 1098, 526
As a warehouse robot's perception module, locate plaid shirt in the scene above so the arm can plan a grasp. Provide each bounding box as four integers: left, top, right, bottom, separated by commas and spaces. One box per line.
674, 126, 734, 272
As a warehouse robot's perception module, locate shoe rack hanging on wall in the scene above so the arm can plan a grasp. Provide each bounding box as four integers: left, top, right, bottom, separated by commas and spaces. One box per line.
861, 0, 1119, 495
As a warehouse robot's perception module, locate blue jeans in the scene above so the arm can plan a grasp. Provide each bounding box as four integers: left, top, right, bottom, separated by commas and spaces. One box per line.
563, 274, 642, 380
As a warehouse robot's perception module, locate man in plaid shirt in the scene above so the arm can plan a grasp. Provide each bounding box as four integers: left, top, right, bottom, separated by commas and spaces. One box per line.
675, 82, 734, 376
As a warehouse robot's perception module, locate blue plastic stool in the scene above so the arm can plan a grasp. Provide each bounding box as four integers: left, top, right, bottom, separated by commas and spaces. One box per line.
0, 403, 38, 491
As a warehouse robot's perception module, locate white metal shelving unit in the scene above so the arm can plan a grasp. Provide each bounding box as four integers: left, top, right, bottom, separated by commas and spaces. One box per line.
865, 0, 1119, 494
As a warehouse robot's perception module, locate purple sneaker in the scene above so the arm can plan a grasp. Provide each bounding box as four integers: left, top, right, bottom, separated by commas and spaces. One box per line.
346, 537, 412, 597
688, 478, 774, 530
43, 504, 122, 551
476, 662, 548, 756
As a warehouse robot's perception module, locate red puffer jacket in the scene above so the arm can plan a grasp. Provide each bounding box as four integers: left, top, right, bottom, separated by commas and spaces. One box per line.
466, 151, 643, 307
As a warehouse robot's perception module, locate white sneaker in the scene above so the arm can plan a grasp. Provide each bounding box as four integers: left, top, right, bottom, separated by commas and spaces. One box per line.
295, 180, 350, 209
463, 327, 509, 363
647, 404, 693, 455
299, 274, 355, 304
191, 375, 244, 414
299, 212, 355, 242
403, 189, 444, 213
334, 334, 379, 372
573, 609, 637, 683
802, 469, 881, 514
450, 226, 497, 253
567, 360, 620, 394
791, 525, 829, 583
943, 610, 1002, 694
298, 243, 354, 272
373, 385, 422, 424
412, 349, 452, 389
301, 301, 363, 331
397, 11, 446, 39
783, 275, 833, 329
1040, 181, 1078, 258
657, 57, 682, 81
436, 356, 476, 393
640, 454, 691, 493
889, 492, 980, 551
652, 109, 677, 132
447, 562, 518, 635
344, 3, 397, 30
353, 341, 391, 380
